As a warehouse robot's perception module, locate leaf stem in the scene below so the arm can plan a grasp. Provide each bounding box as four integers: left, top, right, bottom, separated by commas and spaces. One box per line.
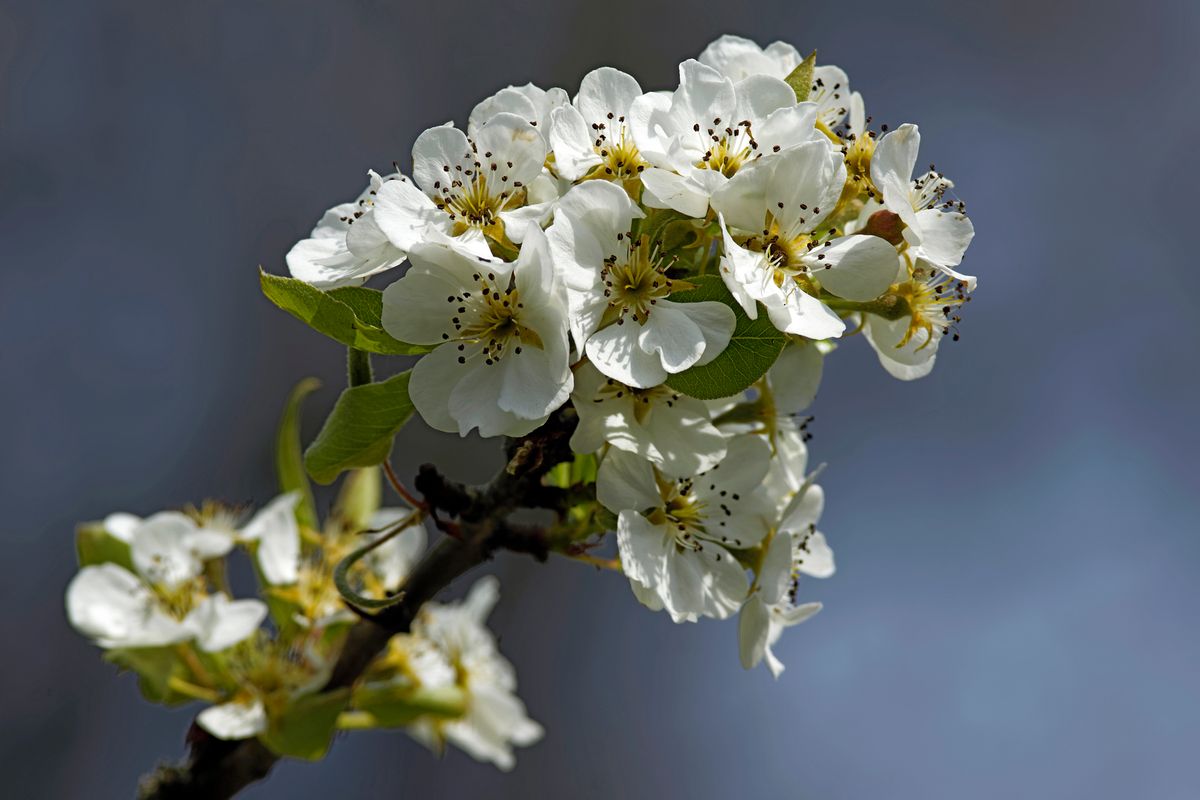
346, 348, 373, 387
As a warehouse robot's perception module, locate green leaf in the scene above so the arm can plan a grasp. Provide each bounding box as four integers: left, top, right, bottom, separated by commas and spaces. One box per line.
304, 371, 414, 484
275, 378, 322, 530
351, 681, 467, 728
665, 275, 786, 400
76, 522, 134, 571
259, 269, 429, 356
260, 688, 351, 761
784, 50, 818, 102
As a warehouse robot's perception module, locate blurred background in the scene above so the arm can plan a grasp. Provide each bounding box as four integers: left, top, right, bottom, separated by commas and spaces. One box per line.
3, 0, 1199, 797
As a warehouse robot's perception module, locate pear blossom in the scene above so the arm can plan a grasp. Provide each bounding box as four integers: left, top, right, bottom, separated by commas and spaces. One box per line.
570, 361, 727, 477
869, 123, 976, 285
408, 577, 543, 770
382, 227, 572, 437
697, 34, 852, 130
629, 59, 822, 217
548, 180, 734, 387
548, 66, 647, 182
597, 436, 776, 622
239, 492, 301, 586
373, 113, 551, 256
737, 528, 825, 678
863, 256, 973, 380
468, 82, 569, 143
715, 140, 898, 337
66, 513, 265, 652
286, 171, 408, 288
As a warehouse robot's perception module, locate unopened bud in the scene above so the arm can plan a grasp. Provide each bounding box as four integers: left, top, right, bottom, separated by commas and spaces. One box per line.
862, 210, 905, 246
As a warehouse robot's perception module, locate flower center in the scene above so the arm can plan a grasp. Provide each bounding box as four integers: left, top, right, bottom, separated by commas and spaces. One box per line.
893, 263, 969, 349
587, 116, 647, 180
445, 271, 542, 366
649, 478, 708, 545
693, 117, 759, 178
595, 379, 681, 424
601, 233, 676, 324
429, 146, 529, 240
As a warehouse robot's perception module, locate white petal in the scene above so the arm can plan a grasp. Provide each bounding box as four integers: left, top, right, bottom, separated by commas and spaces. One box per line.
409, 344, 468, 435
380, 262, 464, 345
762, 284, 846, 339
130, 512, 204, 588
411, 124, 471, 195
597, 450, 660, 513
862, 314, 939, 381
186, 594, 267, 652
463, 575, 501, 623
472, 113, 547, 187
796, 529, 835, 579
738, 594, 770, 669
615, 510, 669, 591
871, 124, 921, 226
576, 67, 641, 127
548, 105, 602, 181
197, 700, 268, 740
468, 87, 538, 135
66, 564, 190, 648
662, 541, 747, 622
638, 167, 709, 217
912, 209, 975, 269
671, 299, 735, 367
767, 140, 845, 235
586, 321, 668, 389
372, 177, 448, 253
809, 235, 899, 301
733, 74, 795, 122
759, 530, 796, 605
241, 493, 301, 586
636, 304, 706, 373
498, 347, 572, 420
103, 512, 141, 543
769, 342, 823, 413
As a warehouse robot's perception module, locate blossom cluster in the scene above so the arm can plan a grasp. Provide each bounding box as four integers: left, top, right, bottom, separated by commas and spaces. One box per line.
67, 34, 976, 775
285, 33, 974, 656
67, 491, 540, 769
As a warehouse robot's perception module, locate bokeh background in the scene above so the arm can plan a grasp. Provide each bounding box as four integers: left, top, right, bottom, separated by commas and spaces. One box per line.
3, 0, 1199, 797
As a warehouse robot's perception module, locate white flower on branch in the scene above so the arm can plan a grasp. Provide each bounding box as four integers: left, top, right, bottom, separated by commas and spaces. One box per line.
597, 436, 778, 622
715, 139, 899, 338
286, 170, 408, 289
548, 180, 735, 387
549, 66, 647, 182
408, 577, 543, 771
373, 114, 552, 257
382, 227, 572, 437
629, 59, 822, 218
67, 512, 265, 652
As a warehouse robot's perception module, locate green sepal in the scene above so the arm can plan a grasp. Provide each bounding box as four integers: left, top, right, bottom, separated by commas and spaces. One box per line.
105, 646, 194, 706
76, 522, 134, 572
275, 378, 322, 530
351, 680, 468, 728
304, 371, 415, 485
259, 269, 429, 356
665, 275, 786, 399
260, 688, 352, 761
784, 50, 818, 102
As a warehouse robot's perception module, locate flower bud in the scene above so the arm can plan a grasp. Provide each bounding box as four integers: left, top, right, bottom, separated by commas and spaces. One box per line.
861, 209, 905, 246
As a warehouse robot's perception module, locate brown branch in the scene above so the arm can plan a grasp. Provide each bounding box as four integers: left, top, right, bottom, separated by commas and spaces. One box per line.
138, 409, 577, 799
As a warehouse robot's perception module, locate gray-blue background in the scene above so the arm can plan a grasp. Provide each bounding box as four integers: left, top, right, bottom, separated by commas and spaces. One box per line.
3, 1, 1197, 797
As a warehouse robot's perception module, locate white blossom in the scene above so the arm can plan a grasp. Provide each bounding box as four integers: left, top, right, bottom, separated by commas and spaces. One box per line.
697, 34, 852, 129
382, 227, 572, 437
869, 123, 976, 285
862, 256, 973, 380
547, 180, 735, 387
597, 436, 776, 622
549, 67, 647, 182
715, 139, 898, 338
409, 577, 543, 770
285, 171, 407, 288
66, 513, 265, 653
197, 699, 269, 740
570, 361, 727, 477
629, 59, 822, 217
373, 114, 550, 256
